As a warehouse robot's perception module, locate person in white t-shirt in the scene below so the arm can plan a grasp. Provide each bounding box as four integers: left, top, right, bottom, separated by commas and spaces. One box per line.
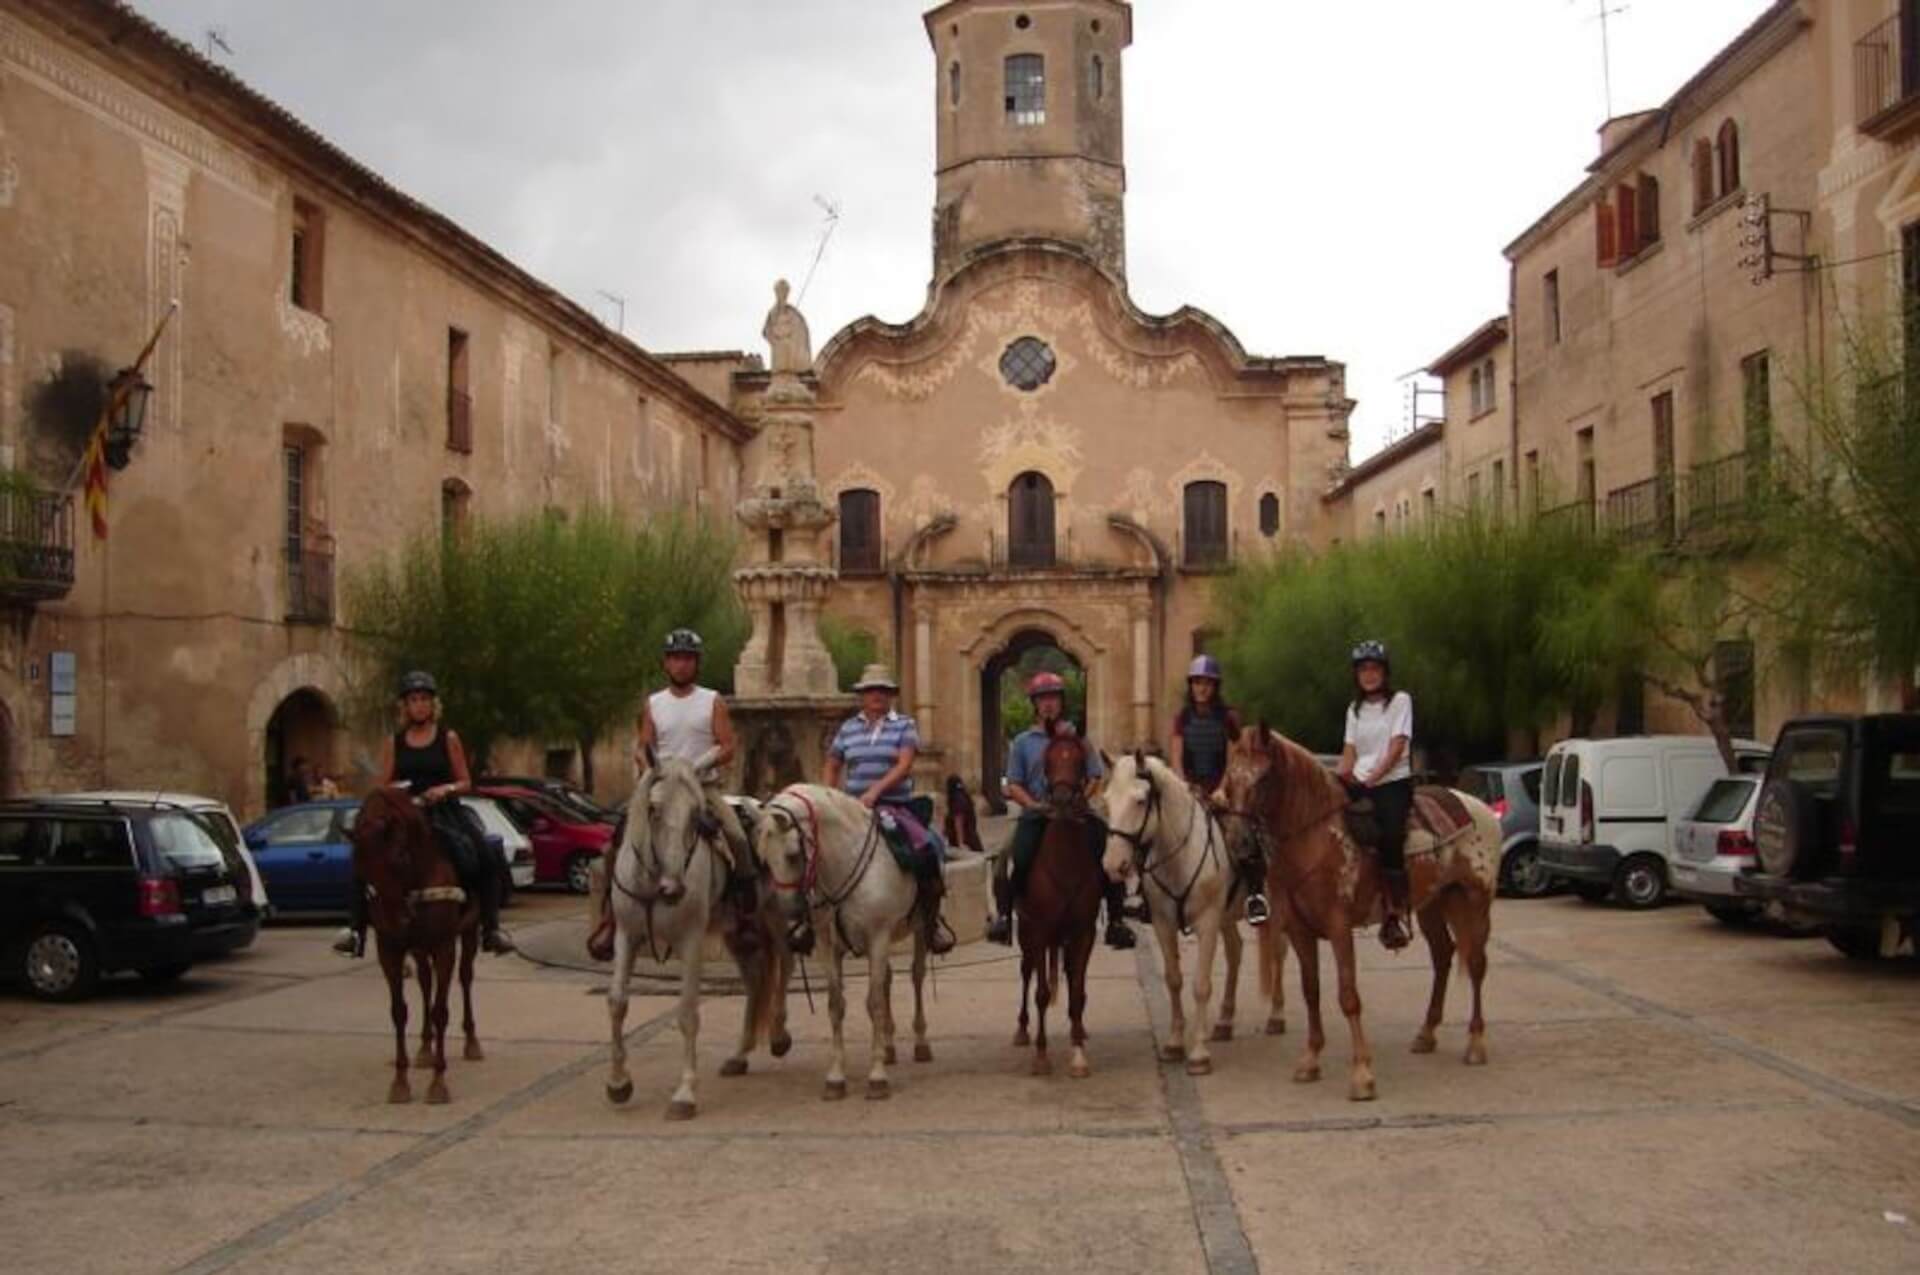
1336, 640, 1415, 951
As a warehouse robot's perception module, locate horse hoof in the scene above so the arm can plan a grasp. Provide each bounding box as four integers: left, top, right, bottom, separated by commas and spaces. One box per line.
865, 1078, 891, 1101
1265, 1019, 1287, 1036
1464, 1041, 1489, 1067
665, 1099, 697, 1121
1068, 1059, 1091, 1080
883, 1045, 898, 1066
771, 1032, 794, 1059
606, 1080, 634, 1106
1185, 1057, 1213, 1077
1012, 1029, 1030, 1048
1031, 1055, 1053, 1077
1349, 1079, 1378, 1102
719, 1057, 749, 1078
1292, 1065, 1321, 1084
1210, 1023, 1234, 1043
387, 1082, 412, 1105
1157, 1043, 1184, 1063
425, 1081, 450, 1106
913, 1042, 934, 1063
464, 1040, 485, 1062
823, 1079, 848, 1101
1410, 1035, 1438, 1055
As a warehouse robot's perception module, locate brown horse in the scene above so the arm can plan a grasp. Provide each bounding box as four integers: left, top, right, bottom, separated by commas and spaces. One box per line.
349, 789, 482, 1105
1011, 723, 1105, 1079
1223, 727, 1501, 1101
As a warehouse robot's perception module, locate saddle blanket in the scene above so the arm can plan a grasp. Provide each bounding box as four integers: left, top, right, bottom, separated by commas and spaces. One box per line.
1411, 786, 1473, 846
876, 802, 946, 877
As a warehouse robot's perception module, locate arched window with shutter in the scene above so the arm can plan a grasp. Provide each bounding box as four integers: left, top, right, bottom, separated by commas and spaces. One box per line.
1258, 492, 1280, 538
838, 488, 881, 573
1007, 471, 1055, 568
1183, 480, 1228, 566
1716, 119, 1741, 198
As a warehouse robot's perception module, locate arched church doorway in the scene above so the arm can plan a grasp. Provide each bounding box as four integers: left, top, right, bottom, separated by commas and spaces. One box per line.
980, 628, 1086, 813
264, 687, 339, 809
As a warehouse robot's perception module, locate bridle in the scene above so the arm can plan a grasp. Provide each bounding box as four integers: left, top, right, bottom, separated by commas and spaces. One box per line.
761, 789, 886, 956
1109, 761, 1220, 933
611, 769, 724, 963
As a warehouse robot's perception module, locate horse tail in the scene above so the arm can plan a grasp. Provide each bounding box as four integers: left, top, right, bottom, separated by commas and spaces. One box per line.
727, 908, 782, 1050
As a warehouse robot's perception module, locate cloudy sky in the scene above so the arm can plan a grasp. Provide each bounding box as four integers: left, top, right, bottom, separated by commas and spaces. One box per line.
136, 0, 1773, 459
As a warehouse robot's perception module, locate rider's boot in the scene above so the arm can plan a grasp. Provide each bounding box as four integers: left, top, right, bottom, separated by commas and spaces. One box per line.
480, 867, 515, 955
586, 841, 618, 962
1239, 855, 1271, 927
1379, 869, 1413, 952
1104, 880, 1137, 950
333, 882, 367, 957
985, 863, 1015, 946
918, 871, 957, 955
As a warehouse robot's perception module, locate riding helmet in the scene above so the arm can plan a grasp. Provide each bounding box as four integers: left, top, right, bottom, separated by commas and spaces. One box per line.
663, 628, 704, 656
1350, 640, 1390, 669
1187, 655, 1223, 683
397, 669, 439, 699
1025, 671, 1067, 700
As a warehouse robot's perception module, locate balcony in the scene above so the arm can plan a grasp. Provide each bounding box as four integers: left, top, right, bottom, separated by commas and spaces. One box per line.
1537, 497, 1596, 536
1604, 474, 1676, 543
0, 485, 76, 604
447, 388, 473, 454
285, 545, 334, 624
1679, 450, 1759, 536
1857, 10, 1920, 140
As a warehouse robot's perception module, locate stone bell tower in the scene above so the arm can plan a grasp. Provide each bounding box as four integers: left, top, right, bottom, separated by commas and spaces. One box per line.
925, 0, 1132, 280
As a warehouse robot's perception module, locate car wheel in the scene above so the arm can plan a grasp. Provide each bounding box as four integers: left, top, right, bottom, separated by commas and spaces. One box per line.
23, 922, 101, 1002
1704, 904, 1755, 927
565, 853, 594, 896
1500, 842, 1555, 898
140, 962, 192, 984
1825, 925, 1888, 961
1614, 855, 1667, 910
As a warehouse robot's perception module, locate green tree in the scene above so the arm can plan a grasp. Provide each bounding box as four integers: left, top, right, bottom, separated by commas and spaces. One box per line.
819, 616, 880, 692
999, 647, 1085, 740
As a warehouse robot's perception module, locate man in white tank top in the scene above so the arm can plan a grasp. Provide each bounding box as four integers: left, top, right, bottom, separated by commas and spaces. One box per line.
587, 628, 751, 962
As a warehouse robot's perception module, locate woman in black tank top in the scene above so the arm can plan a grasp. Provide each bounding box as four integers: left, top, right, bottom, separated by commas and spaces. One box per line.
335, 671, 514, 956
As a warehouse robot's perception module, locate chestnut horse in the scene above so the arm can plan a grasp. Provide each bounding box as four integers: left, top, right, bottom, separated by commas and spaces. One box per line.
348, 788, 482, 1105
1224, 727, 1501, 1101
1011, 723, 1105, 1079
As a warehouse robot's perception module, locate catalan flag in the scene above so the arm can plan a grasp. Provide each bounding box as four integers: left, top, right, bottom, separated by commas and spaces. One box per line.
81, 422, 109, 541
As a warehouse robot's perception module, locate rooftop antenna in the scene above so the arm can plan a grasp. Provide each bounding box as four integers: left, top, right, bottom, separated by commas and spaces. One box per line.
796, 194, 841, 305
1577, 0, 1631, 118
596, 290, 626, 334
203, 27, 233, 61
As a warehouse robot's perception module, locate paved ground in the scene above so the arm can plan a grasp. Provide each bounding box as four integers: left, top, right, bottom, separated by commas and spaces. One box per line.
4, 890, 1919, 1274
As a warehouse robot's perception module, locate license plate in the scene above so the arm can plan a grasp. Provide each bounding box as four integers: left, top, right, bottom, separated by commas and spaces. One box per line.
201, 885, 237, 906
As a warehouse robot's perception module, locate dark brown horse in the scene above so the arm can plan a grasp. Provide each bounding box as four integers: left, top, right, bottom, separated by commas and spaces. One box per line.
1012, 722, 1105, 1078
349, 789, 482, 1105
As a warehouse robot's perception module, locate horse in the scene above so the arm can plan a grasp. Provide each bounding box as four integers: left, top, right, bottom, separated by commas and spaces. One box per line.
1101, 751, 1281, 1075
1223, 726, 1501, 1102
348, 788, 482, 1106
603, 753, 792, 1120
755, 784, 935, 1101
1011, 723, 1105, 1079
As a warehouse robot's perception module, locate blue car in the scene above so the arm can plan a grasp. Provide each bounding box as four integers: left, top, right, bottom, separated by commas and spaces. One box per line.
243, 799, 361, 914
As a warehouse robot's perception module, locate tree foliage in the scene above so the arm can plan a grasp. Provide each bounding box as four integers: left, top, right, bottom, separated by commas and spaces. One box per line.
818, 615, 880, 692
343, 508, 745, 788
998, 646, 1086, 740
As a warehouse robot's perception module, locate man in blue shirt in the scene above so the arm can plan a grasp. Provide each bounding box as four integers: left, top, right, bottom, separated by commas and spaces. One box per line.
825, 664, 955, 954
985, 672, 1136, 950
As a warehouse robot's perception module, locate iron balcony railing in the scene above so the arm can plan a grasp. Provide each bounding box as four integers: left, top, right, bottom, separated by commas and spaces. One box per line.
285, 545, 334, 624
1604, 474, 1677, 543
1680, 450, 1753, 534
0, 485, 76, 603
1537, 497, 1596, 536
1857, 10, 1920, 128
447, 388, 473, 454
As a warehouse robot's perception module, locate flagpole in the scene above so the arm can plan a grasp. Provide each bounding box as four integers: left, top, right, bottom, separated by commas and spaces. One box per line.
62, 299, 178, 496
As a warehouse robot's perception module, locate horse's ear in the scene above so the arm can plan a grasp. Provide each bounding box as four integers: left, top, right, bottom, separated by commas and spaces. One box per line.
1099, 749, 1114, 773
1257, 719, 1274, 754
1132, 746, 1145, 771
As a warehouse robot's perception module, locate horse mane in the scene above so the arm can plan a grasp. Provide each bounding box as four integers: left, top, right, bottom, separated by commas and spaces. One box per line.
353, 787, 438, 890
1240, 727, 1346, 839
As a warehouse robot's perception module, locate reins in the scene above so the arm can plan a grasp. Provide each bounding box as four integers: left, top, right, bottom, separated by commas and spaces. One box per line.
1114, 765, 1222, 934
611, 773, 725, 965
764, 791, 887, 958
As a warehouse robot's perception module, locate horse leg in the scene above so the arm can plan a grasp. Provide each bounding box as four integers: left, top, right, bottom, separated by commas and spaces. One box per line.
910, 935, 933, 1063
1153, 914, 1187, 1064
1014, 948, 1032, 1048
1330, 924, 1375, 1102
865, 940, 893, 1099
1411, 896, 1455, 1055
1261, 912, 1289, 1036
666, 939, 702, 1120
1212, 918, 1242, 1042
1032, 943, 1054, 1076
1066, 930, 1094, 1079
881, 960, 898, 1068
605, 926, 636, 1106
770, 944, 794, 1059
414, 948, 434, 1069
424, 943, 455, 1104
823, 939, 849, 1100
1451, 889, 1492, 1066
381, 939, 411, 1104
1288, 921, 1325, 1084
1185, 917, 1220, 1075
460, 920, 483, 1061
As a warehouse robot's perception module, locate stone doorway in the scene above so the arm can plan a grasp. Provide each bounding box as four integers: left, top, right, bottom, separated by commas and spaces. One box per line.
979, 628, 1085, 814
264, 687, 338, 809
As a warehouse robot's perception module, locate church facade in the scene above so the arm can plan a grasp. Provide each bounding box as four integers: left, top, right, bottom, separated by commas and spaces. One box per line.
719, 1, 1353, 799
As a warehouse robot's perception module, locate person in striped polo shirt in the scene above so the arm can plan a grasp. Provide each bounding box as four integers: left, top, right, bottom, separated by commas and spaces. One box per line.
824, 664, 955, 954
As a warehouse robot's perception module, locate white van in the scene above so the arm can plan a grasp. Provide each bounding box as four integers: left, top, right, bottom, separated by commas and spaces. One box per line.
1537, 736, 1769, 908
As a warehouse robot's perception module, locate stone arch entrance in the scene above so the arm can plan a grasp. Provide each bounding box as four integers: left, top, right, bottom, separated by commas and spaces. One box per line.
979, 627, 1088, 813
264, 688, 340, 809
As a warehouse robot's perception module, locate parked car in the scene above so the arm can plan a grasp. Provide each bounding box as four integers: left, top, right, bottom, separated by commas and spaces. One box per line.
247, 797, 512, 913
475, 785, 613, 894
461, 795, 536, 892
62, 790, 269, 919
476, 775, 618, 825
1668, 775, 1762, 925
1, 797, 258, 1000
1460, 762, 1549, 897
1538, 735, 1770, 908
1735, 713, 1920, 960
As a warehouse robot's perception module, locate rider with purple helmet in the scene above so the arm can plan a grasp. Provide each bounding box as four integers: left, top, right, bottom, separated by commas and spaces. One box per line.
1169, 655, 1267, 925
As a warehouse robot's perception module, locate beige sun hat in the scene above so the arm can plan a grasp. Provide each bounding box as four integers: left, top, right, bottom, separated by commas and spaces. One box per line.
851, 664, 900, 692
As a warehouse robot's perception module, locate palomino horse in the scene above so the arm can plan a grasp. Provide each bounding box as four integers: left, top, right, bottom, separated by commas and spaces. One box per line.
755, 784, 935, 1101
1102, 752, 1286, 1074
604, 755, 792, 1120
1224, 727, 1501, 1101
1012, 723, 1105, 1079
348, 788, 481, 1105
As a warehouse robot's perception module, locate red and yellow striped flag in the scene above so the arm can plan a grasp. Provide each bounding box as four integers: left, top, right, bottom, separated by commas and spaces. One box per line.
81, 423, 108, 540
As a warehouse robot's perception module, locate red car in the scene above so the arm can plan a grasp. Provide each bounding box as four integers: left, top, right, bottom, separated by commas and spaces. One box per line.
475, 786, 612, 894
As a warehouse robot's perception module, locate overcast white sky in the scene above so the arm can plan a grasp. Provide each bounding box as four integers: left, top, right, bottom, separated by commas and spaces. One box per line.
136, 0, 1774, 460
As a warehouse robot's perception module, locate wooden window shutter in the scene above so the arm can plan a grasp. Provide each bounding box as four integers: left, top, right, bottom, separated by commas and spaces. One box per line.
1638, 174, 1660, 244
1717, 120, 1740, 198
1692, 140, 1714, 215
1615, 183, 1639, 260
1595, 199, 1618, 267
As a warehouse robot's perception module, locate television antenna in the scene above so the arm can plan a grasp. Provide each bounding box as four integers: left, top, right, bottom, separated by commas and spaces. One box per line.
1575, 0, 1631, 118
203, 27, 234, 61
796, 194, 841, 305
596, 290, 626, 334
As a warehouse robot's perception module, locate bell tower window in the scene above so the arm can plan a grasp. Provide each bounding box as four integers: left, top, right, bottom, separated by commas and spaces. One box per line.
949, 60, 961, 107
1005, 54, 1045, 126
1091, 55, 1105, 101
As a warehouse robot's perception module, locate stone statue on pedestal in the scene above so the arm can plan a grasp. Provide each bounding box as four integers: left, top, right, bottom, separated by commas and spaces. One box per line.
762, 279, 812, 375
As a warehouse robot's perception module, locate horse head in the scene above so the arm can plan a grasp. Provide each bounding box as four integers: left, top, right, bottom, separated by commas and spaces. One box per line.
1225, 722, 1346, 857
754, 787, 820, 925
1100, 752, 1158, 884
638, 757, 710, 904
350, 788, 432, 931
1041, 721, 1089, 814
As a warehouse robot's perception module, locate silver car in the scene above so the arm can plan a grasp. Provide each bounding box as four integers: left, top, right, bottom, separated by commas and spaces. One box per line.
1460, 762, 1551, 897
1668, 776, 1760, 925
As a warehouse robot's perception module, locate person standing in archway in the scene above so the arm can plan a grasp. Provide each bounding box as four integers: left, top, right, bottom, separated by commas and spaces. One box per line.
1169, 656, 1267, 925
987, 671, 1136, 950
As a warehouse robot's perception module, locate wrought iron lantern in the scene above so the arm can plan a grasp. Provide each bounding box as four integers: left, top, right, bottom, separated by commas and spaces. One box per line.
104, 367, 153, 470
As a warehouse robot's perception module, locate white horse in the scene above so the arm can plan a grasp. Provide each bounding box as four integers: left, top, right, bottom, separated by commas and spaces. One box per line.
1101, 751, 1285, 1074
604, 754, 791, 1120
755, 784, 935, 1101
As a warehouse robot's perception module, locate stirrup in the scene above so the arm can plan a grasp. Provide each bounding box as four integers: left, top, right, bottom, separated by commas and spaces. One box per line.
1245, 894, 1271, 927
484, 928, 516, 956
985, 914, 1013, 946
926, 915, 957, 956
332, 928, 364, 958
1105, 921, 1137, 950
1379, 914, 1412, 952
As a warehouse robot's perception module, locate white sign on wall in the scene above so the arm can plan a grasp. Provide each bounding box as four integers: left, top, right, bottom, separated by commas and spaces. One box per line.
49, 650, 76, 737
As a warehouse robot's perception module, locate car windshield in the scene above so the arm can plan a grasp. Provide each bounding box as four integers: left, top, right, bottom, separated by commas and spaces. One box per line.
149, 812, 229, 870
1520, 766, 1543, 804
1689, 778, 1754, 824
1770, 728, 1847, 797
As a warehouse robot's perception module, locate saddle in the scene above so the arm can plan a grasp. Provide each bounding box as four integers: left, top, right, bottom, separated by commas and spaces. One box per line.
875, 801, 945, 879
1342, 786, 1472, 856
